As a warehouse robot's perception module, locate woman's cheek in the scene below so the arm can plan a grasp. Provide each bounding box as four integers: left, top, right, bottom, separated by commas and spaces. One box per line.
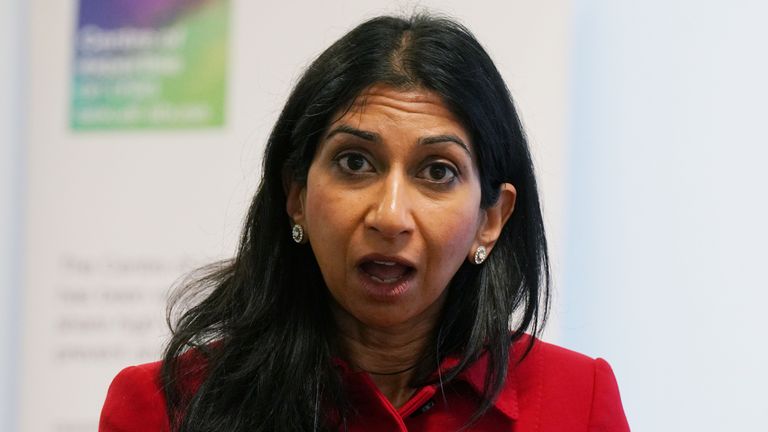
305, 173, 343, 223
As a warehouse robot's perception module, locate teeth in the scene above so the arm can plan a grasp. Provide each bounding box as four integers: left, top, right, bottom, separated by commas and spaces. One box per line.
370, 275, 400, 283
373, 260, 397, 266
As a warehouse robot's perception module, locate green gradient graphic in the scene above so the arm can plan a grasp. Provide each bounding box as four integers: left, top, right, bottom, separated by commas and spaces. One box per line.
71, 0, 229, 130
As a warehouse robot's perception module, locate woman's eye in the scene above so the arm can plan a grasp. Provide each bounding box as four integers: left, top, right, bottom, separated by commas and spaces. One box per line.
418, 162, 458, 184
336, 153, 374, 173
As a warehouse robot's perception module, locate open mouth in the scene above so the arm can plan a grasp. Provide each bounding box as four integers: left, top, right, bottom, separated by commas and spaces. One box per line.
359, 259, 415, 284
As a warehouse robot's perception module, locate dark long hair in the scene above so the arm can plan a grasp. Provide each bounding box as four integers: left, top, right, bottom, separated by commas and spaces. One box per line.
161, 14, 549, 431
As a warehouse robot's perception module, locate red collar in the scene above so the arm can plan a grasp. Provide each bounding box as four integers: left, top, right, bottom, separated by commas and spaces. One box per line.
335, 348, 520, 421
435, 350, 519, 420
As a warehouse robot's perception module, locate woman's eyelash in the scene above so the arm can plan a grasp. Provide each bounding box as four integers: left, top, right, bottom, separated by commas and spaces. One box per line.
334, 152, 374, 173
418, 162, 459, 184
333, 152, 460, 186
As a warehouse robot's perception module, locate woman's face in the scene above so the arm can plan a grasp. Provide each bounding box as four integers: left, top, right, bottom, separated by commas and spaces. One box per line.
288, 84, 512, 331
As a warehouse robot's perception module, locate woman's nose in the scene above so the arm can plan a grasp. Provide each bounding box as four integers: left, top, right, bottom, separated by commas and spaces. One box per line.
364, 172, 415, 239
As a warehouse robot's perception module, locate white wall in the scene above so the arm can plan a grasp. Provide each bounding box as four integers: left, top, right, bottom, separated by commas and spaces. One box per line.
17, 1, 568, 431
564, 1, 768, 430
0, 0, 23, 430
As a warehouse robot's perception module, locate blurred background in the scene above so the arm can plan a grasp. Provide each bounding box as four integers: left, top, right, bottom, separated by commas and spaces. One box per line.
1, 0, 766, 430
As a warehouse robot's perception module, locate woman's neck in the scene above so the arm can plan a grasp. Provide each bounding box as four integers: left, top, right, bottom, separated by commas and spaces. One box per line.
333, 306, 439, 407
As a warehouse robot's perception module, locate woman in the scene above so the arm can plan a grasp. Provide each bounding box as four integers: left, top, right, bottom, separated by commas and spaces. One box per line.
100, 14, 629, 432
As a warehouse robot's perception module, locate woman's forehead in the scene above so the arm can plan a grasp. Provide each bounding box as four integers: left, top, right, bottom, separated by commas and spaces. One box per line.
329, 84, 470, 139
345, 84, 451, 115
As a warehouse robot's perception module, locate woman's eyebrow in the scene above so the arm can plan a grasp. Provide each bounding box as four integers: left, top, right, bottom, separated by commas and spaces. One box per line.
325, 124, 380, 142
419, 134, 471, 156
325, 124, 470, 156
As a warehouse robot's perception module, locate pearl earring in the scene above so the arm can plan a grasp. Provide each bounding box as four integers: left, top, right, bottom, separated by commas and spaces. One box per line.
291, 224, 305, 244
473, 246, 487, 264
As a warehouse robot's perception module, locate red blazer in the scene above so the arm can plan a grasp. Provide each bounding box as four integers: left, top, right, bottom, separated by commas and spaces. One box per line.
100, 338, 629, 431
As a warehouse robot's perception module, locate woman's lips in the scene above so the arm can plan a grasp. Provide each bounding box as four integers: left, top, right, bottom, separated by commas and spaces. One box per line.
355, 254, 416, 299
359, 260, 411, 283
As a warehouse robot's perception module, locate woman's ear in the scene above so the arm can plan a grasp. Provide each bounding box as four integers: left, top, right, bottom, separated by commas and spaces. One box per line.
286, 181, 306, 224
471, 183, 517, 257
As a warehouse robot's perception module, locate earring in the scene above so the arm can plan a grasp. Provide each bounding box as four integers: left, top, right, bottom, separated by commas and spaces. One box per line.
473, 246, 487, 264
291, 224, 305, 244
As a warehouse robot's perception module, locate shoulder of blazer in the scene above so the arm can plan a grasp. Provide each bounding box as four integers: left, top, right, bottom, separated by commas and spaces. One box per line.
99, 348, 209, 432
509, 337, 630, 431
99, 362, 169, 432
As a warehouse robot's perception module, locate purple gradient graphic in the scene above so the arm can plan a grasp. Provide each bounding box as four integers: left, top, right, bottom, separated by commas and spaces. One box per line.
78, 0, 215, 28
